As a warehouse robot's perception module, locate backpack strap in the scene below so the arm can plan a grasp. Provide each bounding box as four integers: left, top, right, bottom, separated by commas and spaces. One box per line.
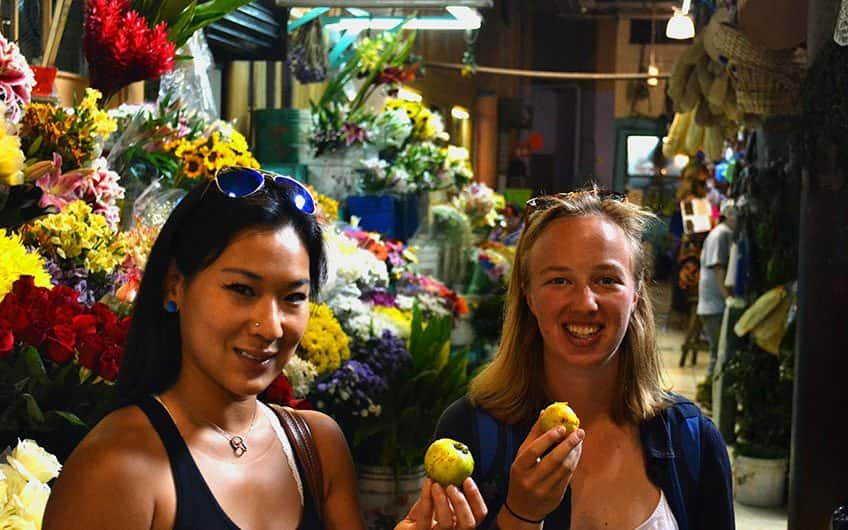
476, 408, 500, 478
475, 408, 518, 481
674, 402, 702, 482
271, 405, 325, 522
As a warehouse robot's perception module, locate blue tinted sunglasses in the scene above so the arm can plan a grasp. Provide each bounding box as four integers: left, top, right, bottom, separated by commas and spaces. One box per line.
213, 166, 316, 215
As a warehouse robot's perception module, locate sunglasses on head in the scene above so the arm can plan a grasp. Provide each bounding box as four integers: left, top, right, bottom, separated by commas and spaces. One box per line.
213, 166, 316, 215
524, 189, 627, 218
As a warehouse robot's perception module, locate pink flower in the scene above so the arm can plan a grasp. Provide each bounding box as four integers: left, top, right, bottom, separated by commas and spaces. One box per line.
0, 34, 35, 122
35, 154, 82, 211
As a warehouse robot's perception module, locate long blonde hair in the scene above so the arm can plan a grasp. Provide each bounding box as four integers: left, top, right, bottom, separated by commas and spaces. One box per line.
468, 190, 670, 425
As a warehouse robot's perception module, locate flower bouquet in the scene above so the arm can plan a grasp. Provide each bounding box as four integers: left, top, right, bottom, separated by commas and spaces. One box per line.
310, 32, 418, 157
19, 88, 117, 171
83, 0, 253, 103
22, 200, 128, 304
0, 439, 62, 529
0, 277, 130, 457
332, 306, 470, 470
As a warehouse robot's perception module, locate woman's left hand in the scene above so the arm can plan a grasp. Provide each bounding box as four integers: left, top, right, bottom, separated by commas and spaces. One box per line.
396, 477, 488, 530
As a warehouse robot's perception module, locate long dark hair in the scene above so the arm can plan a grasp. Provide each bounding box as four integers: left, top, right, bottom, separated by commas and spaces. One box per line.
115, 176, 327, 408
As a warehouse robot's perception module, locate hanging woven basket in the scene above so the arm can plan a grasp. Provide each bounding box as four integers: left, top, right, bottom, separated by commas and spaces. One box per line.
703, 9, 801, 116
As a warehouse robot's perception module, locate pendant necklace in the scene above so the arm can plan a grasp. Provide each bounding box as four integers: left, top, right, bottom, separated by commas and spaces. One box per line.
156, 396, 258, 457
208, 408, 258, 457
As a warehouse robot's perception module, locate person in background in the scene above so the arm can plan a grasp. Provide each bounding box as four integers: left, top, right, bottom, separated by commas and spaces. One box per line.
697, 199, 738, 389
43, 167, 487, 530
434, 188, 734, 530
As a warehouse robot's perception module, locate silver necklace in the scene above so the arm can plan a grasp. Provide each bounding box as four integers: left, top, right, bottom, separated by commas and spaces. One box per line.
156, 396, 258, 457
208, 408, 258, 457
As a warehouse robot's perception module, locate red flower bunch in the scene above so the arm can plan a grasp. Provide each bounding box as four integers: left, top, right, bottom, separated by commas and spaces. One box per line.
264, 373, 312, 410
83, 0, 176, 101
0, 276, 130, 381
378, 63, 419, 86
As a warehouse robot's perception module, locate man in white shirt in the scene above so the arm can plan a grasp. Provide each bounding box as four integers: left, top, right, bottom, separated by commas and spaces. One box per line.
697, 199, 738, 380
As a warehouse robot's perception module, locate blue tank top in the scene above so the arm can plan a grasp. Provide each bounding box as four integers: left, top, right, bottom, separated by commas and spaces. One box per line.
137, 395, 323, 530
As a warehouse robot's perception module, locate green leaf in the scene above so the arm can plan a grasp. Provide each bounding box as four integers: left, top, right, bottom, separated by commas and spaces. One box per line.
22, 346, 48, 384
47, 410, 87, 427
27, 135, 43, 157
157, 0, 194, 25
166, 1, 197, 44
23, 394, 45, 424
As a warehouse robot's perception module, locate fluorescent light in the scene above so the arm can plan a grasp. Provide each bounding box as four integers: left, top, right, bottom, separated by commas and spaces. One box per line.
397, 87, 422, 102
445, 6, 482, 29
325, 6, 482, 32
647, 65, 659, 86
666, 9, 695, 39
451, 105, 470, 120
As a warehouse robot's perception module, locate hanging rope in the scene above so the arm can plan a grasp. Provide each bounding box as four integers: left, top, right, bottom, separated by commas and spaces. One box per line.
425, 61, 670, 81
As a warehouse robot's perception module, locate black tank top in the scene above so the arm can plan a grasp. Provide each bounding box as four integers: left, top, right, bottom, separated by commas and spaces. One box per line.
137, 395, 323, 530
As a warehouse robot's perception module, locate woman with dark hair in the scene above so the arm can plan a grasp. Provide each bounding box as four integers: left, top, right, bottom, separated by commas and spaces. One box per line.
434, 188, 733, 530
43, 168, 486, 530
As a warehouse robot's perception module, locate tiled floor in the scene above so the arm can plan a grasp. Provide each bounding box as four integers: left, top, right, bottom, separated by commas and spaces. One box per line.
651, 282, 788, 530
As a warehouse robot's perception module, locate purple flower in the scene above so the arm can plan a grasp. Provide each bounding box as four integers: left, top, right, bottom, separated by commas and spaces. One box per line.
44, 258, 116, 305
352, 330, 411, 380
362, 288, 397, 308
313, 360, 387, 420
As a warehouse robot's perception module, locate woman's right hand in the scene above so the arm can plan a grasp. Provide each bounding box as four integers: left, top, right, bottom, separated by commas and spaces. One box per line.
501, 416, 585, 524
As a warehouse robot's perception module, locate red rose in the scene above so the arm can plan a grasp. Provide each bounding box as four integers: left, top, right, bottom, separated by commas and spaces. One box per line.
11, 276, 37, 299
264, 374, 294, 405
46, 325, 76, 364
1, 301, 30, 333
97, 344, 123, 382
20, 318, 49, 347
91, 303, 118, 327
104, 316, 131, 344
0, 327, 14, 357
77, 333, 106, 370
71, 314, 98, 336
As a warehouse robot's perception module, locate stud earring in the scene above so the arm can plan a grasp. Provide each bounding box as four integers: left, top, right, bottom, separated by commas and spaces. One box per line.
165, 300, 178, 313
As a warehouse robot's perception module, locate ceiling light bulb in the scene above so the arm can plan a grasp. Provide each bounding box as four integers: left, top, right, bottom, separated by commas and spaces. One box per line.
666, 9, 695, 40
398, 87, 422, 102
451, 105, 470, 120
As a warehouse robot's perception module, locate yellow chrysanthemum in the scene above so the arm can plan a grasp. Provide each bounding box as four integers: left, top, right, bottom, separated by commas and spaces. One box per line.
297, 303, 350, 373
0, 229, 52, 298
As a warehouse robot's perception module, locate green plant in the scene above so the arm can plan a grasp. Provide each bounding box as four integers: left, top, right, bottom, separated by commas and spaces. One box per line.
724, 340, 793, 459
310, 31, 417, 156
131, 0, 253, 48
352, 305, 470, 471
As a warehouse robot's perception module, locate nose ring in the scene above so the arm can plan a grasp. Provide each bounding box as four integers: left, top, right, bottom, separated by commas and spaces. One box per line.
254, 321, 261, 328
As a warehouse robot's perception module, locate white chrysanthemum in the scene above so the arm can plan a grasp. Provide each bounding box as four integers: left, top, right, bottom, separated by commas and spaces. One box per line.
283, 356, 319, 398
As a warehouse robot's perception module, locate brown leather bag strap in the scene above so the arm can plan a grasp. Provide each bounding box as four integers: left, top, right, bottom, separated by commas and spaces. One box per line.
271, 405, 325, 522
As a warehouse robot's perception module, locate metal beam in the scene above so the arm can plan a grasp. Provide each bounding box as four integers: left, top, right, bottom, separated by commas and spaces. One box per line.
276, 0, 492, 7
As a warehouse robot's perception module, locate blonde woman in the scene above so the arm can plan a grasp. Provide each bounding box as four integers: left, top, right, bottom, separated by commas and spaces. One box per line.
434, 189, 733, 530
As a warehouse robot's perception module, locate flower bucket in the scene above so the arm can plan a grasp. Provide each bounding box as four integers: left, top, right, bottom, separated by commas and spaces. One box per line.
308, 148, 365, 201
357, 464, 425, 528
31, 66, 58, 97
252, 108, 307, 164
734, 454, 787, 507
